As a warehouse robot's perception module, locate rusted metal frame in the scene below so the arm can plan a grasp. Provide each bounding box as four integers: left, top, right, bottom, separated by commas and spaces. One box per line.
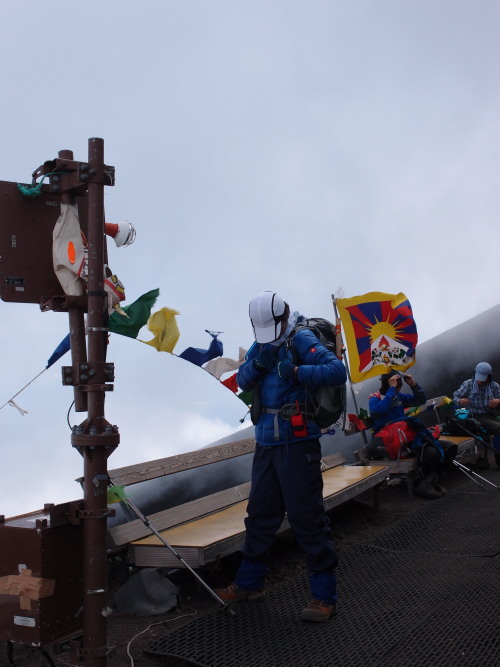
71, 138, 118, 666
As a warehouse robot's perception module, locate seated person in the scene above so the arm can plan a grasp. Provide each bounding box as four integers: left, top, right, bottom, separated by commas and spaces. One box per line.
368, 370, 457, 499
453, 361, 500, 470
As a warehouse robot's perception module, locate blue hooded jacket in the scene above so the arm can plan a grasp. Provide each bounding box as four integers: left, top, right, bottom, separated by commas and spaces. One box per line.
237, 322, 347, 446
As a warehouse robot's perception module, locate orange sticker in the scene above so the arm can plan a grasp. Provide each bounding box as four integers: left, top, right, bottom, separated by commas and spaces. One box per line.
67, 241, 76, 264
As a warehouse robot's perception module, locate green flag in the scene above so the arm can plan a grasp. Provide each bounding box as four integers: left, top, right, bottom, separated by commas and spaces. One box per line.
109, 288, 160, 338
107, 485, 128, 504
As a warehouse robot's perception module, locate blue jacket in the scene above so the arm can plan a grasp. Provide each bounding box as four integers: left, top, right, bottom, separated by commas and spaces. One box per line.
238, 325, 347, 446
369, 384, 426, 433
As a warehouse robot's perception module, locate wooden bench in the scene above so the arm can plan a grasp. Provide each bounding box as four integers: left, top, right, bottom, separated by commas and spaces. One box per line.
108, 443, 388, 569
348, 396, 483, 496
354, 433, 481, 496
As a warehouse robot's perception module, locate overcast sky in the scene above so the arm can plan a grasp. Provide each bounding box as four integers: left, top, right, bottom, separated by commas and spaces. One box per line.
1, 1, 499, 517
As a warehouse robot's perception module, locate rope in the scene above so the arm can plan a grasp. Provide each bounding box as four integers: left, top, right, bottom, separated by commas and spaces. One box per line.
0, 368, 47, 411
16, 171, 69, 198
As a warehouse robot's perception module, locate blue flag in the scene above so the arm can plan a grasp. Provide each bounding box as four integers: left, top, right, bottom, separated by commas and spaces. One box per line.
46, 334, 71, 368
179, 331, 223, 367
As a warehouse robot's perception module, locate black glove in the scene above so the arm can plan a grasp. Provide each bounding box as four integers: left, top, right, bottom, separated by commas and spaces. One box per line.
253, 348, 278, 372
277, 359, 296, 380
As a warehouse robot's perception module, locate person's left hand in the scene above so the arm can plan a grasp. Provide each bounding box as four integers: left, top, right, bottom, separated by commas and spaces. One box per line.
403, 374, 416, 387
488, 398, 500, 408
277, 359, 296, 380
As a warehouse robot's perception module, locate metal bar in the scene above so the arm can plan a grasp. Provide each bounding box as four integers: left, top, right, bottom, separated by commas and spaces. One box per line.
453, 460, 500, 490
112, 486, 233, 613
82, 138, 111, 665
331, 294, 368, 445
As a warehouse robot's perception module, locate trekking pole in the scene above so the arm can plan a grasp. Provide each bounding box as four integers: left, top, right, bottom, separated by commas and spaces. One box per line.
107, 481, 236, 615
452, 460, 500, 490
445, 418, 498, 457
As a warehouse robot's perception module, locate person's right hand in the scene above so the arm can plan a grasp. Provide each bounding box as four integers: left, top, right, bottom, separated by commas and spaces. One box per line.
388, 375, 400, 388
458, 398, 470, 406
253, 348, 278, 372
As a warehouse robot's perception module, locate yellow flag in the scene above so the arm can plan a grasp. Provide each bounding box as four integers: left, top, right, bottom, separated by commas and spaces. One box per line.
140, 307, 180, 353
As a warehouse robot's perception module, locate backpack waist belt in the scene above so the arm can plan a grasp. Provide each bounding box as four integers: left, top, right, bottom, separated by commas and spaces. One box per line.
262, 403, 314, 440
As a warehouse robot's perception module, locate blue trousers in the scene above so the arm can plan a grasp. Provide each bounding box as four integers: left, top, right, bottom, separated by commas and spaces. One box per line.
235, 439, 338, 604
474, 414, 500, 465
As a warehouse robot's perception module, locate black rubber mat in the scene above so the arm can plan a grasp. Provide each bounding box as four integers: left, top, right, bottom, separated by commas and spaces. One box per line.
146, 481, 500, 666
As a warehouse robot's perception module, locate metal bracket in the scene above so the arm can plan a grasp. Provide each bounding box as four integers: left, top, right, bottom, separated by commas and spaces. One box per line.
31, 157, 115, 194
71, 431, 120, 449
62, 362, 115, 386
78, 508, 116, 520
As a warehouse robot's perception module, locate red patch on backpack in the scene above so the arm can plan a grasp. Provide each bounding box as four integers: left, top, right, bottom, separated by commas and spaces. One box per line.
310, 347, 317, 353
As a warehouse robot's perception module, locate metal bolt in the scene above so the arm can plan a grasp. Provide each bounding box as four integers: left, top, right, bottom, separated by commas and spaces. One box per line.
52, 185, 60, 191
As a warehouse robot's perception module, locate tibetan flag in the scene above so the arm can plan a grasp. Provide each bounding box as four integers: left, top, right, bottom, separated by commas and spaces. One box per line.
204, 347, 247, 379
336, 291, 417, 383
109, 288, 160, 339
179, 331, 223, 367
141, 307, 180, 353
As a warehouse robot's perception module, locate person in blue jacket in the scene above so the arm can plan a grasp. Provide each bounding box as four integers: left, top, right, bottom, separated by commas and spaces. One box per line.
369, 371, 426, 435
368, 370, 456, 499
215, 291, 347, 623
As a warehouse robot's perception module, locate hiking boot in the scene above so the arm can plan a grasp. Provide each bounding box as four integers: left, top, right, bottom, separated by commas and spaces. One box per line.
301, 599, 338, 623
430, 472, 447, 496
475, 456, 490, 470
414, 479, 441, 500
214, 583, 266, 604
433, 482, 447, 496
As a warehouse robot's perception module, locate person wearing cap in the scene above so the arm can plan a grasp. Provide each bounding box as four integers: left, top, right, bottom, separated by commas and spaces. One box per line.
215, 291, 347, 622
453, 362, 500, 470
368, 370, 457, 499
369, 370, 426, 435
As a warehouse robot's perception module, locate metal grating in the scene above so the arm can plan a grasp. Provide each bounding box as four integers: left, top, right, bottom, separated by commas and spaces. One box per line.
146, 480, 500, 666
369, 487, 500, 557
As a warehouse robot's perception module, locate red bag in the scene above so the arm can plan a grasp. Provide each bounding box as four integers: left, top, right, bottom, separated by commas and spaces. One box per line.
375, 421, 417, 459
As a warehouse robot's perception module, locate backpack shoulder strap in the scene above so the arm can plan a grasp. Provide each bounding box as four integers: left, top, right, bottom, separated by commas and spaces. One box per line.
285, 324, 304, 363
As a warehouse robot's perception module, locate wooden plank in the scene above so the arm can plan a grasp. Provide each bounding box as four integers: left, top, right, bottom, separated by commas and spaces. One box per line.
109, 482, 251, 547
108, 437, 256, 487
129, 464, 388, 568
110, 450, 346, 547
321, 452, 346, 469
439, 435, 474, 445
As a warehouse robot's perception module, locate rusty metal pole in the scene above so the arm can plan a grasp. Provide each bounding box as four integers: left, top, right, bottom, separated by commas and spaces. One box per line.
58, 149, 88, 413
77, 137, 117, 665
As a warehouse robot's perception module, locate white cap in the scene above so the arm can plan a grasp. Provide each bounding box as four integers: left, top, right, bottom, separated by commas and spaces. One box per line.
249, 291, 287, 343
475, 362, 492, 381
